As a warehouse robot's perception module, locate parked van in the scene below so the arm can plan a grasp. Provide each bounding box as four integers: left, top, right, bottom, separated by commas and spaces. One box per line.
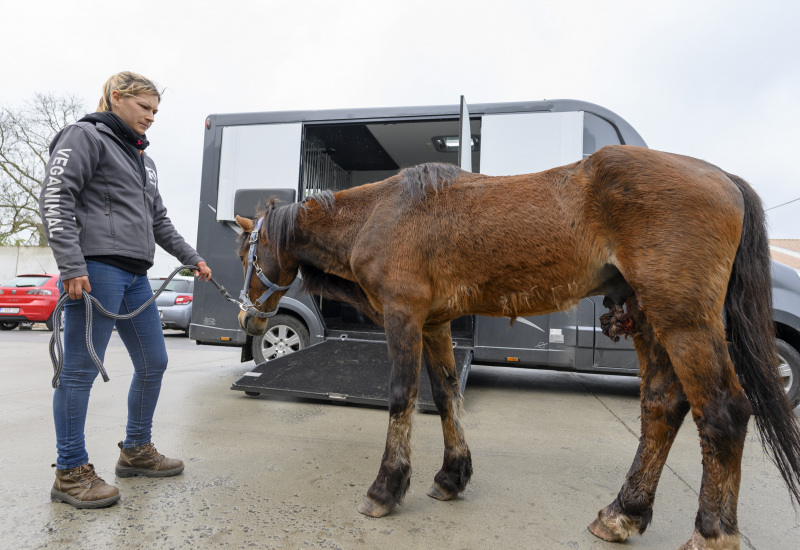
191, 98, 800, 410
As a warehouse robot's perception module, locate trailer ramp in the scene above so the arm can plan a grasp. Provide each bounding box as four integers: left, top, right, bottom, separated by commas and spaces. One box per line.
231, 339, 472, 413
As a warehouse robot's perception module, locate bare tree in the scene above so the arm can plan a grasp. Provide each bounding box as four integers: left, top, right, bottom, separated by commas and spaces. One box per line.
0, 93, 84, 246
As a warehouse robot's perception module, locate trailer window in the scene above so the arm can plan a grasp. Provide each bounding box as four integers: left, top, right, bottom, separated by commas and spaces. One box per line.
583, 112, 623, 155
480, 112, 584, 176
216, 123, 302, 221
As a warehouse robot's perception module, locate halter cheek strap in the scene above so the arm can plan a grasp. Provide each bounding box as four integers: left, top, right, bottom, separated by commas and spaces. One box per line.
239, 216, 291, 318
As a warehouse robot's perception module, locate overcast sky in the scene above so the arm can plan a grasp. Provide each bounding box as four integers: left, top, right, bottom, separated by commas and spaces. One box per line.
2, 0, 798, 274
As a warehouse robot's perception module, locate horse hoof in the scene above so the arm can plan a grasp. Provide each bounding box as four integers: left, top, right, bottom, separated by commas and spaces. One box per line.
427, 482, 455, 501
588, 516, 628, 543
358, 497, 392, 518
678, 531, 740, 550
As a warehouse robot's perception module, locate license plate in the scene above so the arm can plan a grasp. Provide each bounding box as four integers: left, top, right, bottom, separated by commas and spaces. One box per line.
0, 307, 19, 314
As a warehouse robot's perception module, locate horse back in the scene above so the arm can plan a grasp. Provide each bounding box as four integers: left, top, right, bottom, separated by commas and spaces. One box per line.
347, 146, 746, 322
348, 161, 600, 318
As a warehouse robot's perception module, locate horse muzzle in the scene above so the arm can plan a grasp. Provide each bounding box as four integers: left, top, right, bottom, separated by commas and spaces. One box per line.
238, 309, 268, 336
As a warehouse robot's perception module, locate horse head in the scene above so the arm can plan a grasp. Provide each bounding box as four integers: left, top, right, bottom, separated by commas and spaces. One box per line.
234, 212, 298, 336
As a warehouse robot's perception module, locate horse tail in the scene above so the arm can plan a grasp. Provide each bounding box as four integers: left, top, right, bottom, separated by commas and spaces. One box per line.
724, 171, 800, 503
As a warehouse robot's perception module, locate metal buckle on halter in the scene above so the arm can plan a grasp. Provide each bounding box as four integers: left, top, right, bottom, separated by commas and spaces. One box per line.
238, 216, 291, 318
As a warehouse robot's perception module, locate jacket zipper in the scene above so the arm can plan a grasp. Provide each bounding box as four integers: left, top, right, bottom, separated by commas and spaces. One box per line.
104, 193, 116, 236
107, 132, 147, 249
119, 136, 152, 255
105, 130, 147, 188
97, 126, 151, 253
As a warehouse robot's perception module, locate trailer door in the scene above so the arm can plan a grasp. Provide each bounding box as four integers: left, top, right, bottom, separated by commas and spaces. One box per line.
473, 111, 584, 368
216, 123, 303, 221
193, 122, 303, 345
458, 96, 473, 172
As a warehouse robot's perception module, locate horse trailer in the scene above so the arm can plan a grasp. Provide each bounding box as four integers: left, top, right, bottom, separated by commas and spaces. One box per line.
191, 98, 800, 410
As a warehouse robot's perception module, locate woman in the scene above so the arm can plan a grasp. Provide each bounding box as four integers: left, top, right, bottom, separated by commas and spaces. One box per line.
39, 71, 211, 509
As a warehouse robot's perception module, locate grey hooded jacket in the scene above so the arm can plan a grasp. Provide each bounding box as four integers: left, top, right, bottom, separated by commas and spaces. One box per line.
39, 120, 203, 280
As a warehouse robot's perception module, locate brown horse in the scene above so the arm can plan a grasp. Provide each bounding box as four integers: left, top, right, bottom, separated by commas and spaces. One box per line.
234, 145, 800, 550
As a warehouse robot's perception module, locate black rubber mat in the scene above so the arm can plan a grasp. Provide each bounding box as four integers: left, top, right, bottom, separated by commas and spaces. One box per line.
231, 339, 472, 413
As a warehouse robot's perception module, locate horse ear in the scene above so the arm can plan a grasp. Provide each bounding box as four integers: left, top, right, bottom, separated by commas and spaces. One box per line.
235, 215, 254, 233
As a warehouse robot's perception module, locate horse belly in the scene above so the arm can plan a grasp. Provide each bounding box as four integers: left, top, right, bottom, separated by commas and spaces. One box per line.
433, 275, 590, 322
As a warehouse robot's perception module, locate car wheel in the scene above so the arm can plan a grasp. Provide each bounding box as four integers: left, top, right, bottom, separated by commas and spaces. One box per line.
46, 311, 56, 331
251, 314, 310, 364
0, 321, 19, 331
777, 338, 800, 409
46, 310, 66, 331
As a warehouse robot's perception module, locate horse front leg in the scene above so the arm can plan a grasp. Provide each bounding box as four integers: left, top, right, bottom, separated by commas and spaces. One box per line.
590, 302, 690, 542
358, 309, 424, 518
422, 323, 472, 501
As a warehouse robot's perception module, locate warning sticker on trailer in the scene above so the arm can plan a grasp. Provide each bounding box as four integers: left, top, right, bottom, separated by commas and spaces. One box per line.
549, 328, 564, 344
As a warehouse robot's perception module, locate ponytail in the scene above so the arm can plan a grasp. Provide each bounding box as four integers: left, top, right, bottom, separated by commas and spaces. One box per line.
96, 71, 162, 112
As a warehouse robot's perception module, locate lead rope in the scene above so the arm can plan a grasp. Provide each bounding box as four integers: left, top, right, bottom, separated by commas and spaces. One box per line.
50, 265, 240, 389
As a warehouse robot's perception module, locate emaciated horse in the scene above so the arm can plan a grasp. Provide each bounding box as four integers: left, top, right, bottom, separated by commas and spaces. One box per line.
234, 145, 800, 550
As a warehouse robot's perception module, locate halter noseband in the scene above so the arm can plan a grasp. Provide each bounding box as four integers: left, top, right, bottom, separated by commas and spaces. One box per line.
239, 216, 291, 318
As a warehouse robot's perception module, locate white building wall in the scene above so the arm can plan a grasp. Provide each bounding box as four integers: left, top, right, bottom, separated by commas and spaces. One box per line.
0, 245, 183, 282
0, 246, 59, 282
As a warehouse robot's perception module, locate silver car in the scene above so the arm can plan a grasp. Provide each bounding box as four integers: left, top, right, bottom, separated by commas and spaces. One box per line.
149, 276, 194, 334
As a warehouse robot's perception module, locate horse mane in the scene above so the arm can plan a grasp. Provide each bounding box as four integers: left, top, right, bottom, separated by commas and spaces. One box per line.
238, 162, 460, 256
398, 163, 464, 200
237, 191, 336, 260
239, 191, 379, 324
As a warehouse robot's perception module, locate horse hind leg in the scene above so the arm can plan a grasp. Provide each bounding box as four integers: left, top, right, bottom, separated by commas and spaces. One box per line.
662, 323, 750, 550
422, 323, 472, 501
601, 297, 749, 549
590, 299, 691, 542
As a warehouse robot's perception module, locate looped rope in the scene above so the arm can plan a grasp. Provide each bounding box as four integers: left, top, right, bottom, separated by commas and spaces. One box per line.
49, 265, 239, 389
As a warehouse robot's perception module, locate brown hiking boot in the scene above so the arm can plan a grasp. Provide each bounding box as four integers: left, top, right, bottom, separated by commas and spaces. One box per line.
51, 463, 120, 509
115, 441, 184, 478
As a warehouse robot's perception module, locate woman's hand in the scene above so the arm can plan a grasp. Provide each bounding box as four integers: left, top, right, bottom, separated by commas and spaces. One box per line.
194, 261, 212, 282
64, 276, 92, 300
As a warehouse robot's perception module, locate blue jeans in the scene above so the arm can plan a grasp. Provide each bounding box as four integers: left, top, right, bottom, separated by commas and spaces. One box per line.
54, 261, 168, 469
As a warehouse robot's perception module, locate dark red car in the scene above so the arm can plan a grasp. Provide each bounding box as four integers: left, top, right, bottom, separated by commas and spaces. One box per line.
0, 274, 61, 331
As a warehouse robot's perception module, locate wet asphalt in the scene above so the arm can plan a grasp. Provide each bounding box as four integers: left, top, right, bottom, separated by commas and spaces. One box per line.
1, 326, 799, 549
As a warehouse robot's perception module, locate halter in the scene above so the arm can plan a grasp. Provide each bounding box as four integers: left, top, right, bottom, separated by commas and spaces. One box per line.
239, 216, 291, 318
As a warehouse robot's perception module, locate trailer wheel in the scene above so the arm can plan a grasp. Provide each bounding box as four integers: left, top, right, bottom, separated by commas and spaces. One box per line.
252, 314, 310, 364
777, 338, 800, 409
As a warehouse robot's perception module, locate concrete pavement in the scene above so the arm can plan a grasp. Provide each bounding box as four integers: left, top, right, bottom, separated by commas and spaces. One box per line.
1, 327, 798, 549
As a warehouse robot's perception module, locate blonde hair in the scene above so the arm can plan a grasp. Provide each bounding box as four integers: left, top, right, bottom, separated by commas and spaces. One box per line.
96, 71, 162, 112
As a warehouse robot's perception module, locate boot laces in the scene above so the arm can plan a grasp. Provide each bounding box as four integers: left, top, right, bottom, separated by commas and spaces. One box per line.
72, 463, 100, 484
140, 443, 163, 461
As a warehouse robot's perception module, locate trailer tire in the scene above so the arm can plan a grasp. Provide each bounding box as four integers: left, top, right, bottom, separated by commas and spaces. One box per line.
777, 338, 800, 409
252, 314, 310, 364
